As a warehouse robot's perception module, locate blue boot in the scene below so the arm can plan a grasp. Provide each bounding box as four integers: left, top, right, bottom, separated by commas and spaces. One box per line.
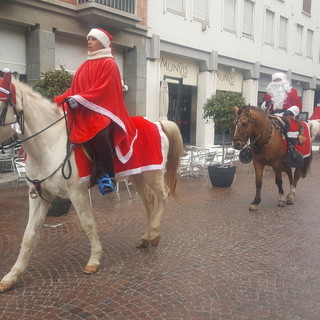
98, 174, 116, 195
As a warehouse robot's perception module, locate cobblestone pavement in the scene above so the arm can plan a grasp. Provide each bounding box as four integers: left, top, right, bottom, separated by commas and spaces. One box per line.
1, 154, 320, 320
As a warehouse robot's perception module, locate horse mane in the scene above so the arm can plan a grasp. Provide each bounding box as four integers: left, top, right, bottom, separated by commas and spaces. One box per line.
12, 78, 63, 120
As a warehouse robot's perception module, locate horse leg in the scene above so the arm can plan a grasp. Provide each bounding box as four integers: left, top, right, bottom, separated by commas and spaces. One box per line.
69, 188, 102, 274
274, 170, 286, 207
249, 163, 264, 211
0, 196, 52, 293
287, 168, 300, 205
131, 171, 169, 248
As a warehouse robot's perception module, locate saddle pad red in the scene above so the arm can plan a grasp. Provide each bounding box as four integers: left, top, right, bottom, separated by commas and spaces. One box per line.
285, 119, 311, 158
74, 116, 166, 182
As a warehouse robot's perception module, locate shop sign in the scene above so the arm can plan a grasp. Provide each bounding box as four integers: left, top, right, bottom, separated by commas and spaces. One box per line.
160, 55, 198, 86
217, 67, 243, 92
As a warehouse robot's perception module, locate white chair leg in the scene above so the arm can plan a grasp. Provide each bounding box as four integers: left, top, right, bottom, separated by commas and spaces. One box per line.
116, 181, 121, 202
124, 178, 132, 199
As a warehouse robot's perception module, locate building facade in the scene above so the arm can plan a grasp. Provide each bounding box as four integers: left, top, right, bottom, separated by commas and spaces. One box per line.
146, 0, 320, 145
0, 0, 148, 116
1, 0, 320, 145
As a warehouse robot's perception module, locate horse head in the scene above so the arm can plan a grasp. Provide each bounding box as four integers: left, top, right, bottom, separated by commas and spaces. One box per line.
232, 105, 253, 150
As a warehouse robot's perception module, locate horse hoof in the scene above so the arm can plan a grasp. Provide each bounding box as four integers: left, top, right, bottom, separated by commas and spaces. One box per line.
149, 235, 160, 247
136, 238, 149, 248
278, 201, 286, 207
286, 199, 294, 205
83, 264, 99, 274
249, 205, 258, 211
0, 281, 14, 293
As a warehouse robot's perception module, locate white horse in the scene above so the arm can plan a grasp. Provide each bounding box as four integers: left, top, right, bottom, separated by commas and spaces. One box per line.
0, 72, 184, 293
308, 119, 320, 152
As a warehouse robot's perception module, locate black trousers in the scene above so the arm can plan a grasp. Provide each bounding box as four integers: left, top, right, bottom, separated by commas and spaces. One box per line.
85, 126, 114, 179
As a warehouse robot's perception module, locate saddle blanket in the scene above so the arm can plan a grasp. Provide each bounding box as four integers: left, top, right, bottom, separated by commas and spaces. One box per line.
74, 116, 166, 183
285, 119, 311, 158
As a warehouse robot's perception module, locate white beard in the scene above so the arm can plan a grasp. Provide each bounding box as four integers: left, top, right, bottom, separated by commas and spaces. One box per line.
266, 82, 288, 110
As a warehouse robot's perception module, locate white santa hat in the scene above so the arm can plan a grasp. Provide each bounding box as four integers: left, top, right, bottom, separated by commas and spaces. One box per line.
86, 28, 113, 48
272, 72, 287, 82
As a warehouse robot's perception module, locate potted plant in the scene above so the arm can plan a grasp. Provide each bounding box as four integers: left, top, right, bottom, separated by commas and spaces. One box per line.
33, 66, 74, 216
203, 91, 246, 187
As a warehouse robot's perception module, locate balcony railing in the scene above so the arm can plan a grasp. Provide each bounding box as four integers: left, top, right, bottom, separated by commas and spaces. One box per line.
78, 0, 136, 15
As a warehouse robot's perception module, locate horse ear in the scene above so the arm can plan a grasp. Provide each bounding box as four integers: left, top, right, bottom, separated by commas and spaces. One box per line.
3, 68, 12, 90
233, 106, 240, 114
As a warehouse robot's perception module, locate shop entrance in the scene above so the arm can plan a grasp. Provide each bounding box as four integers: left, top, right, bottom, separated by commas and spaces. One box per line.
167, 81, 193, 144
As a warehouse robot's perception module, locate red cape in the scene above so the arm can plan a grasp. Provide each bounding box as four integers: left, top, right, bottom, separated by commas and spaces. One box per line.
74, 117, 165, 182
309, 106, 320, 120
55, 57, 137, 164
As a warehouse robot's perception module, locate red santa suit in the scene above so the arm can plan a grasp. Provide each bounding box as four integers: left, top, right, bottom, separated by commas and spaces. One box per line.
262, 88, 302, 115
55, 50, 137, 165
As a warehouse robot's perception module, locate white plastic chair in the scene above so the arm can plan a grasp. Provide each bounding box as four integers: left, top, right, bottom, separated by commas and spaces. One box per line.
116, 178, 133, 201
14, 159, 26, 198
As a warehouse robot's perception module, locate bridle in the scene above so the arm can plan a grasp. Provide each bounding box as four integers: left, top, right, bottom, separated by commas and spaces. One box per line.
0, 85, 24, 135
0, 79, 74, 202
233, 109, 273, 150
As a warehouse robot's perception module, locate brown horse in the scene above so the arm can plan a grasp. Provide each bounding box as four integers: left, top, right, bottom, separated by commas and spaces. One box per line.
232, 105, 312, 211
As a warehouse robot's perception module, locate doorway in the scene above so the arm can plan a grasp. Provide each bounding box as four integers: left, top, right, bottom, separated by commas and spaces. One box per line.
167, 83, 193, 144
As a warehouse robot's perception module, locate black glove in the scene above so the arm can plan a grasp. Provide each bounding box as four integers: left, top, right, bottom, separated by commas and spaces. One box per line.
67, 97, 79, 109
283, 110, 294, 117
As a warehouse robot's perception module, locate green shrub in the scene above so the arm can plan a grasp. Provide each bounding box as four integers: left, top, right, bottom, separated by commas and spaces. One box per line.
33, 66, 73, 102
203, 91, 246, 132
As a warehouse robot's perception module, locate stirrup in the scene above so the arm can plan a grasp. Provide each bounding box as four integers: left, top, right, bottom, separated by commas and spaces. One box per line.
98, 174, 116, 195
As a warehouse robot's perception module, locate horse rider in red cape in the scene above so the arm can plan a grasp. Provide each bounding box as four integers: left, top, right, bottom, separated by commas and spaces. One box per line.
261, 72, 305, 166
309, 101, 320, 120
55, 28, 137, 195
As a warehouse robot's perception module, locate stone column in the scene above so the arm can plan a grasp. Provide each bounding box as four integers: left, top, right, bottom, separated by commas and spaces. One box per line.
243, 79, 259, 106
196, 71, 216, 146
26, 26, 55, 85
302, 89, 315, 118
123, 47, 147, 116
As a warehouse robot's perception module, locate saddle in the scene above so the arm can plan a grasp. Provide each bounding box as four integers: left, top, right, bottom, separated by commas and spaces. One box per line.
269, 115, 306, 145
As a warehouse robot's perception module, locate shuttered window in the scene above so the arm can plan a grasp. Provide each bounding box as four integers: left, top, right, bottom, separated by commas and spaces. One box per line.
264, 9, 274, 45
167, 0, 185, 14
303, 0, 312, 15
193, 0, 209, 22
306, 29, 313, 58
278, 16, 288, 49
242, 0, 254, 37
224, 0, 236, 32
295, 24, 303, 55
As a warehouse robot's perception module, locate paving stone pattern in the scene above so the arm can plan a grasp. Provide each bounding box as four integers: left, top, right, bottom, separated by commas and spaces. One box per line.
0, 155, 320, 319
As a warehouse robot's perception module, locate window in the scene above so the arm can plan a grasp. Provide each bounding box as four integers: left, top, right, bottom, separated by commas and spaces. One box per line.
193, 0, 209, 22
167, 0, 185, 14
278, 16, 288, 49
242, 0, 254, 37
224, 0, 237, 32
295, 24, 303, 55
302, 0, 311, 15
264, 9, 274, 45
306, 29, 313, 58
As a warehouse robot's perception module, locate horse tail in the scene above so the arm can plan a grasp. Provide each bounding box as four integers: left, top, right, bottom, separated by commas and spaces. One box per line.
301, 152, 312, 178
160, 120, 184, 199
